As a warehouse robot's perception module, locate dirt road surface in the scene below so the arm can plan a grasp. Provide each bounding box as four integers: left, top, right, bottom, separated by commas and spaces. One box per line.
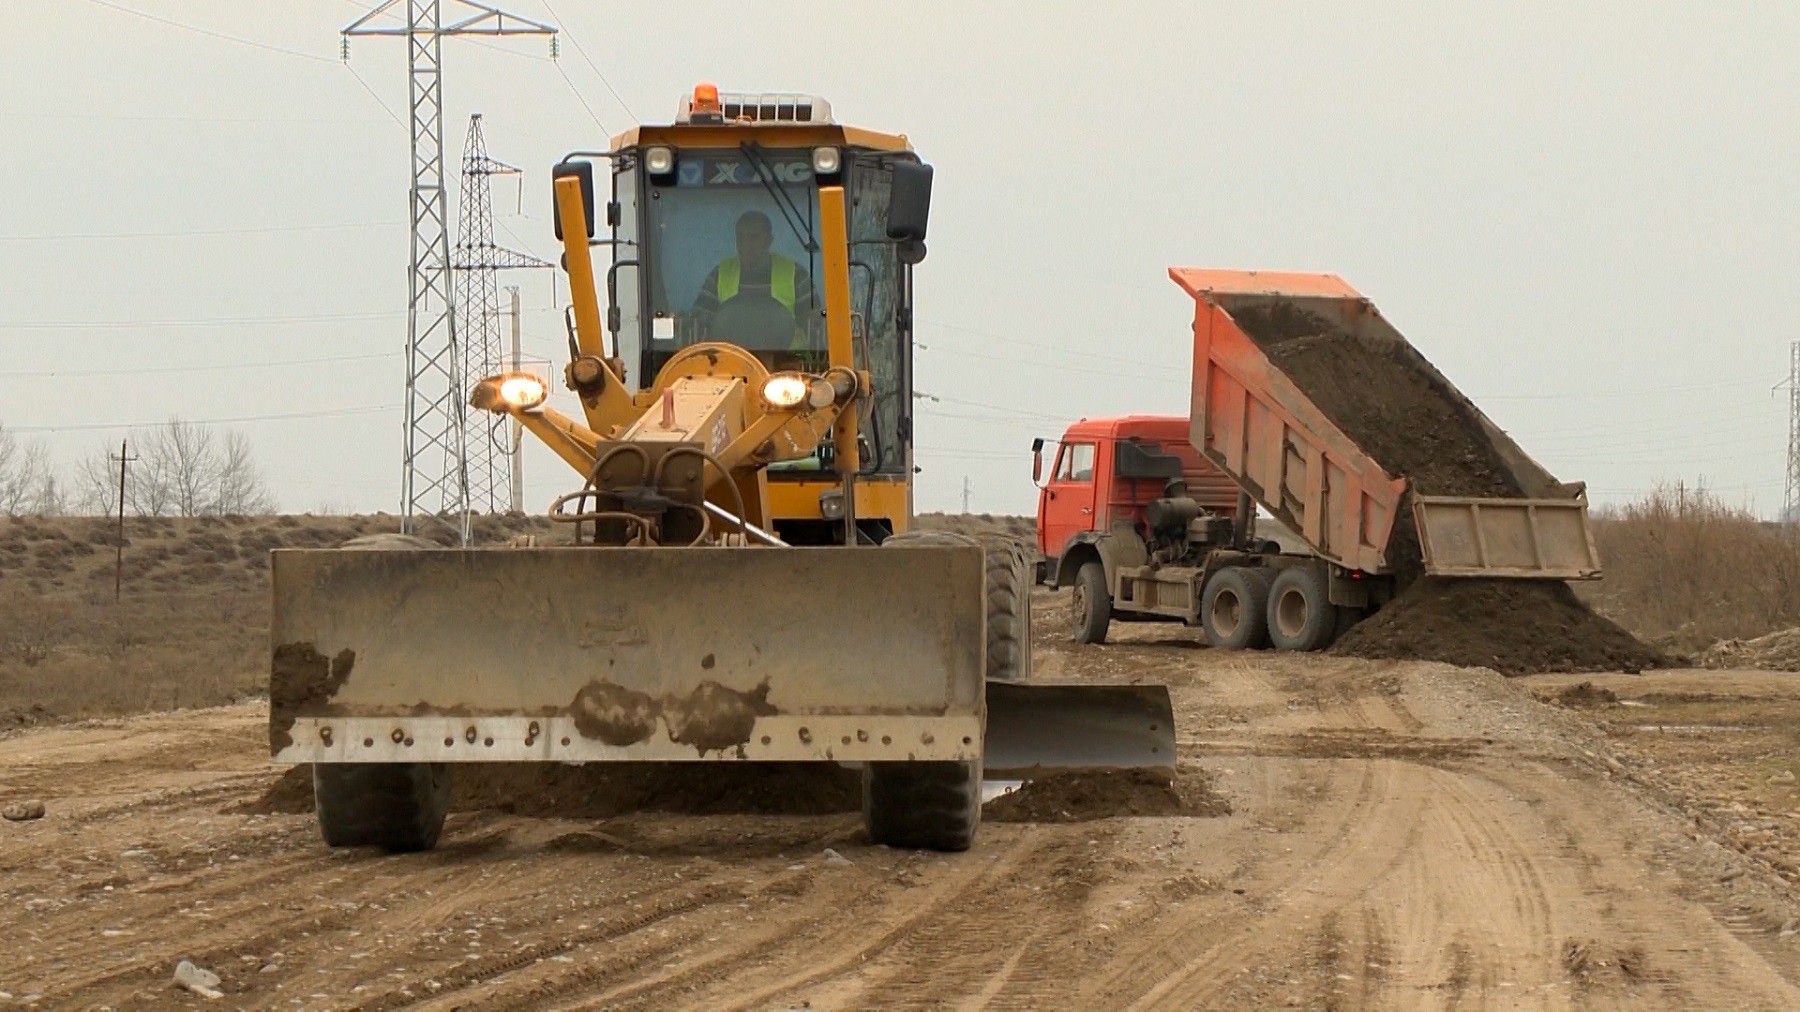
6, 597, 1800, 1008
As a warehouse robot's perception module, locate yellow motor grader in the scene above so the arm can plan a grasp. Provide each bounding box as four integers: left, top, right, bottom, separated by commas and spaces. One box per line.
268, 85, 1174, 852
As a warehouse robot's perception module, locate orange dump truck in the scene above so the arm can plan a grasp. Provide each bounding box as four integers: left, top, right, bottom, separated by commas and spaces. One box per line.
1035, 268, 1599, 650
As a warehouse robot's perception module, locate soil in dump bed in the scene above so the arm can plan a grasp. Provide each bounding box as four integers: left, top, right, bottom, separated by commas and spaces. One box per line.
1230, 301, 1523, 510
1230, 302, 1665, 675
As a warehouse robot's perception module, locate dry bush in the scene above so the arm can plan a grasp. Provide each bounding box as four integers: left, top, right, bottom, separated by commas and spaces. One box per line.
1583, 482, 1800, 652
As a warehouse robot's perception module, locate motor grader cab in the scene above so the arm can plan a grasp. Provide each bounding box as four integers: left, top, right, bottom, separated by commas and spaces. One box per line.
268, 85, 1176, 854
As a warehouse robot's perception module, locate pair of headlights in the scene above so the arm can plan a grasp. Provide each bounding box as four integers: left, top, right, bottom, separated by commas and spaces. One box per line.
644, 146, 841, 178
484, 370, 840, 413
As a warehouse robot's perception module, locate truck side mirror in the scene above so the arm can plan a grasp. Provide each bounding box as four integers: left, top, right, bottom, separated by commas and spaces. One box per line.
887, 161, 932, 243
552, 160, 596, 240
1031, 437, 1045, 484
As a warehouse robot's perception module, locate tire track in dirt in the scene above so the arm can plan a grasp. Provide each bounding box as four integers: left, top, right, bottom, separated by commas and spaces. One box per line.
1113, 761, 1421, 1009
578, 830, 1057, 1011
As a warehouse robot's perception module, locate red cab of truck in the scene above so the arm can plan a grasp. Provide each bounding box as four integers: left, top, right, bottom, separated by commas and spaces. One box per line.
1034, 416, 1246, 583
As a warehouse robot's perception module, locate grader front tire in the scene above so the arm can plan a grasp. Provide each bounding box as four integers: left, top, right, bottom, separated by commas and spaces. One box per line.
864, 528, 1004, 851
312, 763, 452, 853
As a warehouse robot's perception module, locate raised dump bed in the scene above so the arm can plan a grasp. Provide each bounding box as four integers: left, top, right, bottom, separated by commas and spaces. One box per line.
1170, 268, 1599, 582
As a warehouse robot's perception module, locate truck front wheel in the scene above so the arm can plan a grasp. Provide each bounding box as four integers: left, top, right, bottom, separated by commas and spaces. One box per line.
1267, 566, 1339, 652
1072, 560, 1112, 644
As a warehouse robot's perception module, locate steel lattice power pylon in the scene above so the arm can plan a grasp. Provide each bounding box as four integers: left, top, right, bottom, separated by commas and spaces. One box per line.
342, 1, 556, 543
1786, 341, 1800, 524
452, 114, 550, 514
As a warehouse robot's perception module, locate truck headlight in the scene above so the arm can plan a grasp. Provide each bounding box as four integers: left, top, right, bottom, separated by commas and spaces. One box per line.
498, 373, 548, 410
762, 373, 809, 409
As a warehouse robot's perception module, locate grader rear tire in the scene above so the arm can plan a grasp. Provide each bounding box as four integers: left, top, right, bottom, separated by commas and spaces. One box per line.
310, 532, 453, 853
865, 529, 998, 851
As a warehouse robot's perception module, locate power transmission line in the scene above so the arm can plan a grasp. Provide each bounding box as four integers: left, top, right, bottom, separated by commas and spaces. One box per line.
9, 405, 400, 434
0, 352, 398, 380
540, 0, 634, 120
0, 222, 404, 242
84, 0, 335, 63
0, 311, 403, 330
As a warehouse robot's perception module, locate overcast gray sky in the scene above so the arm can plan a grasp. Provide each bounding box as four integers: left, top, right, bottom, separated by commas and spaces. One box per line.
2, 2, 1795, 517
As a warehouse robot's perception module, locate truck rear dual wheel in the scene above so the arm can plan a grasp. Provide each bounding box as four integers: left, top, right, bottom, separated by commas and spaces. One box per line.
1202, 567, 1274, 649
866, 529, 993, 851
1267, 566, 1340, 652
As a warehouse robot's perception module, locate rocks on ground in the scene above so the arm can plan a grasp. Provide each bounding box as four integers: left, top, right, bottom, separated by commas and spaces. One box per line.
2, 799, 45, 821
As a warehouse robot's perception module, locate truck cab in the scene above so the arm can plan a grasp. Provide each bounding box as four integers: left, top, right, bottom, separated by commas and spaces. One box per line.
1034, 415, 1245, 588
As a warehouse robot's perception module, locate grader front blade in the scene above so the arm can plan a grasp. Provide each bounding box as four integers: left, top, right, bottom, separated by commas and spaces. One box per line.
269, 546, 987, 765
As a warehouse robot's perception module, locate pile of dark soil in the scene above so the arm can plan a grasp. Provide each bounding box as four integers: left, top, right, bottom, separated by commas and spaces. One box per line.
1332, 578, 1667, 675
243, 762, 861, 818
982, 768, 1230, 823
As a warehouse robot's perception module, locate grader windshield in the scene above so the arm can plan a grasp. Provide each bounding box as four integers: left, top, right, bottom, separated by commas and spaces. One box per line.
608, 147, 910, 474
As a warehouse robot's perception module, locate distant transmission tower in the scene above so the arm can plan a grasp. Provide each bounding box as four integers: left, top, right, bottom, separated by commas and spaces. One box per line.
452, 114, 550, 514
1786, 342, 1800, 524
341, 1, 557, 543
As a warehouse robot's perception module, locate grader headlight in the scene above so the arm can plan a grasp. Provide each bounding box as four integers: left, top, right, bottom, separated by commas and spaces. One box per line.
762, 373, 810, 410
471, 371, 549, 414
499, 373, 548, 409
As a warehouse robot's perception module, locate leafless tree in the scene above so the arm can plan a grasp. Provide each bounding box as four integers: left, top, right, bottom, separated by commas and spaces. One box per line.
73, 419, 276, 517
0, 423, 54, 517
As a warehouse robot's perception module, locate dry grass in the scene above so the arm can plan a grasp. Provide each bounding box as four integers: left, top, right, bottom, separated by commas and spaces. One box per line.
20, 494, 1785, 726
0, 512, 560, 727
1583, 483, 1800, 654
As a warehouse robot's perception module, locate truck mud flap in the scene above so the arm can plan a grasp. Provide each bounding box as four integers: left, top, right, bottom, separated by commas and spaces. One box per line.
1413, 494, 1601, 580
983, 681, 1177, 778
269, 546, 985, 764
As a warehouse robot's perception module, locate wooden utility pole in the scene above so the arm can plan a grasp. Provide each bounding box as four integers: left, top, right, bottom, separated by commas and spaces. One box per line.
109, 440, 136, 601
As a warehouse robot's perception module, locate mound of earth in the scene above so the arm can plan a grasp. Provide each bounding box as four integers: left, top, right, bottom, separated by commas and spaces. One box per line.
244, 762, 861, 818
983, 768, 1230, 823
1331, 578, 1666, 675
1699, 628, 1800, 672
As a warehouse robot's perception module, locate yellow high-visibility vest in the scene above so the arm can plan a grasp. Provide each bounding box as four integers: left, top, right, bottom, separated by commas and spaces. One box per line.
716, 256, 797, 309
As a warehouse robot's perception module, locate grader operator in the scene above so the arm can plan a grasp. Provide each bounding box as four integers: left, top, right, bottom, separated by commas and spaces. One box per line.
268, 85, 1176, 853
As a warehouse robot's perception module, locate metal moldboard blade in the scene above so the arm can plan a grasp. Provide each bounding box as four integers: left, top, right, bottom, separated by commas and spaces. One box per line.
983, 681, 1177, 778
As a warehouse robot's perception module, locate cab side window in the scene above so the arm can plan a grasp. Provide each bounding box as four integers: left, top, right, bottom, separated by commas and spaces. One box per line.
1054, 442, 1096, 483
